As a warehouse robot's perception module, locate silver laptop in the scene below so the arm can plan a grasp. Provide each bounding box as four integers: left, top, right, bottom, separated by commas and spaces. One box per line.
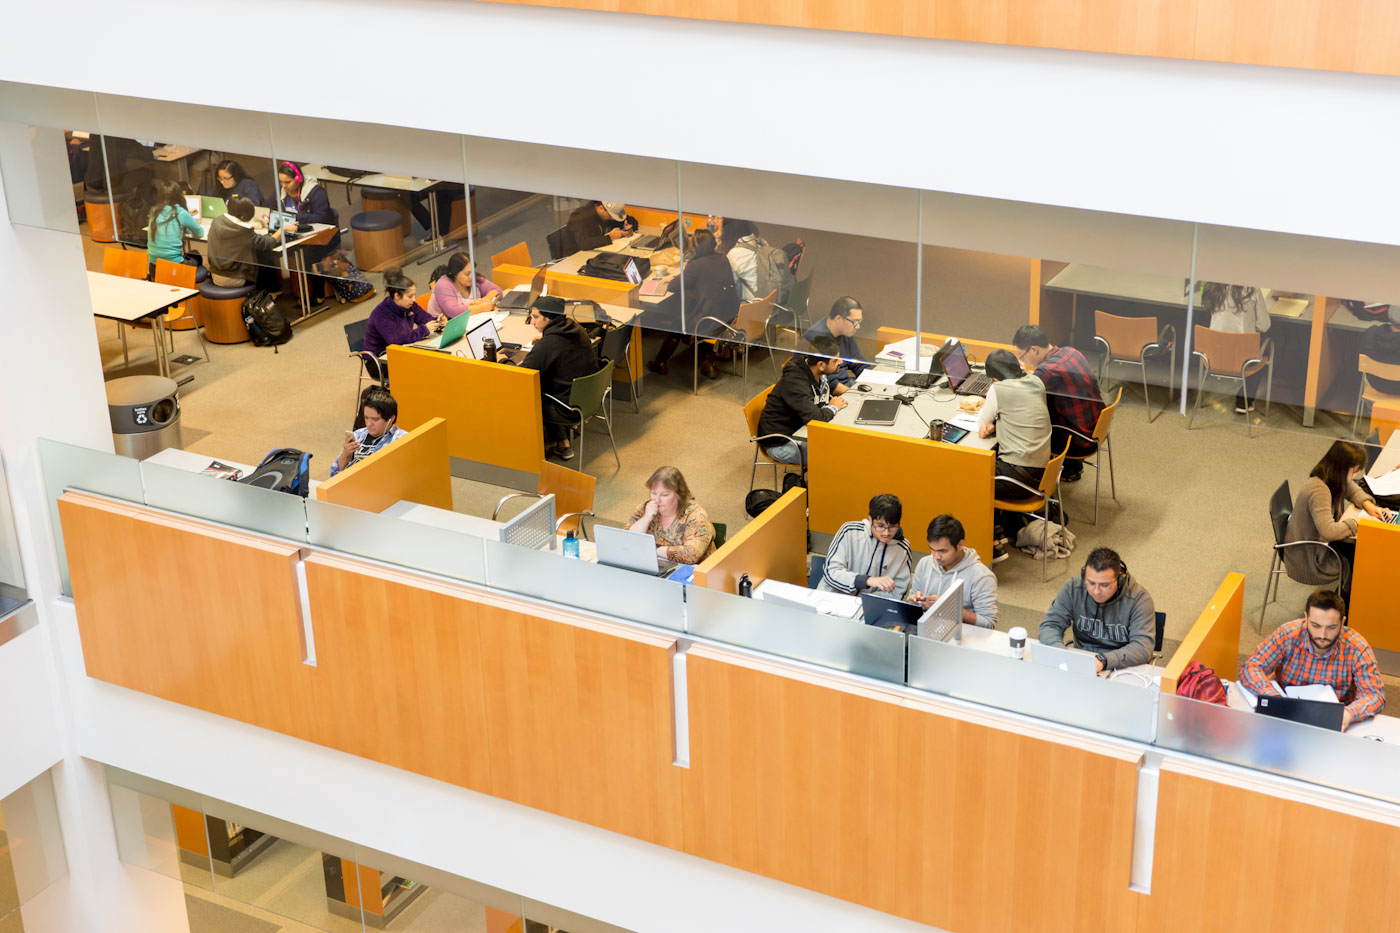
593, 525, 679, 577
1029, 640, 1100, 676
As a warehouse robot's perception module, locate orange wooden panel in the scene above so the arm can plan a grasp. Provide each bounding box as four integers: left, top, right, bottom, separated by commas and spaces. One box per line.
1349, 519, 1400, 653
680, 648, 1142, 931
807, 420, 996, 565
301, 555, 493, 793
58, 493, 316, 736
490, 242, 531, 269
1193, 0, 1400, 75
484, 908, 523, 933
1141, 767, 1400, 932
339, 857, 362, 909
905, 0, 1196, 58
475, 602, 684, 848
694, 488, 808, 594
388, 345, 545, 475
544, 269, 642, 309
1303, 295, 1331, 418
314, 417, 453, 513
1159, 573, 1244, 694
1371, 399, 1400, 444
479, 0, 899, 34
874, 325, 1018, 366
490, 263, 543, 292
357, 863, 384, 915
171, 805, 209, 857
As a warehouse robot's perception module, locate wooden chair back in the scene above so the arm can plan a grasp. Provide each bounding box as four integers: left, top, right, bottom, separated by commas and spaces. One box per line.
491, 264, 544, 292
416, 293, 432, 311
735, 290, 776, 343
1192, 325, 1261, 377
1093, 386, 1123, 444
1094, 310, 1160, 359
491, 242, 530, 269
745, 385, 774, 439
1039, 440, 1071, 498
537, 460, 596, 534
103, 247, 146, 279
152, 259, 197, 324
1359, 354, 1400, 389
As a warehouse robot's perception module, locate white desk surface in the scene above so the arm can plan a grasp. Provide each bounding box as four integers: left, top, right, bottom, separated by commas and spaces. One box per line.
1046, 264, 1315, 324
87, 271, 198, 323
550, 246, 666, 306
1227, 682, 1400, 742
152, 145, 199, 163
960, 622, 1163, 685
795, 377, 997, 450
300, 165, 436, 193
1326, 301, 1391, 334
382, 500, 598, 559
1370, 430, 1400, 477
142, 447, 323, 490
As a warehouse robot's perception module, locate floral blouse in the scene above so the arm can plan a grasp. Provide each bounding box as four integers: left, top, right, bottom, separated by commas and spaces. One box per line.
627, 500, 716, 564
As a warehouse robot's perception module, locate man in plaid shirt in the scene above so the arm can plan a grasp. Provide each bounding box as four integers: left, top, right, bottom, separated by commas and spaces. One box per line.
1012, 326, 1105, 482
1240, 589, 1385, 731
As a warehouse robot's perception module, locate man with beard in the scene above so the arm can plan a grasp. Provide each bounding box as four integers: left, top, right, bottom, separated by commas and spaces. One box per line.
1240, 589, 1384, 731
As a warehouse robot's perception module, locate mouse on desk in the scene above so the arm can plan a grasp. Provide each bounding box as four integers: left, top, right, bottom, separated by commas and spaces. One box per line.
856, 384, 872, 393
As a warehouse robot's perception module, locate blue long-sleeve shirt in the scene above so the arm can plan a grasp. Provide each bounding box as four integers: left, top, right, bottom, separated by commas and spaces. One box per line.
801, 318, 869, 388
362, 295, 434, 358
147, 204, 204, 263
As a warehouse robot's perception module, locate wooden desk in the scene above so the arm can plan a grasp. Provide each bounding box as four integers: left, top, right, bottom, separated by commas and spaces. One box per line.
1349, 518, 1400, 653
796, 382, 997, 451
88, 271, 198, 379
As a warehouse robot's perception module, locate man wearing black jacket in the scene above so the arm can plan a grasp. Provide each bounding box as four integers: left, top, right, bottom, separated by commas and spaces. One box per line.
756, 336, 848, 465
520, 297, 599, 460
565, 200, 637, 252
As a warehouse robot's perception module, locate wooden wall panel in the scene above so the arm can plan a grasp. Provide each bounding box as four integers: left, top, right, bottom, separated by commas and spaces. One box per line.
1193, 0, 1400, 75
1142, 766, 1400, 932
314, 417, 454, 514
680, 649, 1142, 932
694, 487, 808, 593
475, 603, 684, 848
1158, 572, 1243, 694
1349, 518, 1400, 654
58, 493, 316, 737
301, 555, 493, 793
171, 804, 209, 857
904, 0, 1198, 59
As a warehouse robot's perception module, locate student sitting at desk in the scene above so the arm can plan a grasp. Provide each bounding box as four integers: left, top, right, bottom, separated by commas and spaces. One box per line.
212, 159, 264, 206
1360, 305, 1400, 394
276, 161, 341, 307
801, 297, 868, 391
720, 219, 765, 301
819, 494, 913, 597
331, 390, 409, 477
978, 349, 1052, 555
206, 195, 283, 289
520, 297, 599, 461
646, 230, 738, 378
1010, 325, 1103, 483
566, 200, 636, 251
1201, 282, 1272, 413
1038, 547, 1155, 672
361, 271, 445, 361
426, 252, 502, 320
627, 466, 716, 565
908, 514, 998, 629
756, 336, 848, 466
1284, 440, 1393, 601
145, 180, 204, 276
1239, 589, 1384, 731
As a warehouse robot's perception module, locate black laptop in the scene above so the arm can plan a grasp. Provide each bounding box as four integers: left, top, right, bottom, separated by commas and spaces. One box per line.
1256, 694, 1345, 731
934, 340, 993, 398
860, 593, 922, 633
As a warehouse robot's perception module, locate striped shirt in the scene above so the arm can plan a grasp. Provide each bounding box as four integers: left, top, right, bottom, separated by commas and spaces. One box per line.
818, 519, 913, 597
1239, 619, 1385, 722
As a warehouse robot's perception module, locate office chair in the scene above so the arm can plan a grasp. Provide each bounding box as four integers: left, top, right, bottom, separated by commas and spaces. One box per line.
1093, 311, 1175, 423
1188, 325, 1273, 437
544, 361, 619, 470
1259, 479, 1349, 633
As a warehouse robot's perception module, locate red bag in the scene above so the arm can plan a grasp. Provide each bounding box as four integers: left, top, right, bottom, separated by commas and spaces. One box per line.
1175, 661, 1228, 706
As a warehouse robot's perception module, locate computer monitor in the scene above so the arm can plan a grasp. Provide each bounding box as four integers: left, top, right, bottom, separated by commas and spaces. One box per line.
465, 317, 502, 360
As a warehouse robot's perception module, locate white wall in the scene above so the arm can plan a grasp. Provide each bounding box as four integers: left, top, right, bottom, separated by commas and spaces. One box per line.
0, 0, 1397, 247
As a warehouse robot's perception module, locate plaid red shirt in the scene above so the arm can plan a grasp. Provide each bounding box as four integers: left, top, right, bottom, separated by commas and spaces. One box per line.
1036, 347, 1105, 438
1239, 619, 1385, 722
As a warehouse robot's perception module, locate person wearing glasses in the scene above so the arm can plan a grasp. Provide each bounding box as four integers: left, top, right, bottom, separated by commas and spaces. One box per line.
801, 296, 869, 391
817, 493, 913, 598
211, 159, 265, 207
1010, 325, 1104, 483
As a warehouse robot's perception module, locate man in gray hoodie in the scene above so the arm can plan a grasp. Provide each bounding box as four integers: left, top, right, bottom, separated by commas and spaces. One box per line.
908, 514, 998, 629
1038, 547, 1156, 671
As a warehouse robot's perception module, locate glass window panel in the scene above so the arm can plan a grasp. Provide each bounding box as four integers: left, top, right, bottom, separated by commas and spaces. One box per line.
0, 457, 27, 602
305, 499, 487, 584
95, 95, 273, 160
37, 439, 144, 596
105, 767, 214, 892
524, 898, 639, 933
0, 773, 68, 907
140, 461, 308, 543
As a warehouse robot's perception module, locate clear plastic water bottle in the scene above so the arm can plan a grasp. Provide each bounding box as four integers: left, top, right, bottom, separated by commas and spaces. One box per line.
562, 530, 580, 559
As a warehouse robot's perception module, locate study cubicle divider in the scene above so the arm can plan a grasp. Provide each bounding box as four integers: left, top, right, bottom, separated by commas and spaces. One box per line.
1158, 572, 1244, 694
542, 269, 641, 309
313, 417, 453, 514
872, 325, 1019, 366
693, 488, 807, 594
806, 421, 996, 563
387, 346, 545, 484
1348, 518, 1400, 654
489, 263, 542, 292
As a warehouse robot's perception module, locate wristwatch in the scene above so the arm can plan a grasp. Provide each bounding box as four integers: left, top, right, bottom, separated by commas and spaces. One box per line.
1095, 653, 1108, 669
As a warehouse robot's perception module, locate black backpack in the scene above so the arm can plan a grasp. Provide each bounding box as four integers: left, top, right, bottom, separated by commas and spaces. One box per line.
242, 291, 293, 351
237, 448, 312, 497
579, 252, 650, 282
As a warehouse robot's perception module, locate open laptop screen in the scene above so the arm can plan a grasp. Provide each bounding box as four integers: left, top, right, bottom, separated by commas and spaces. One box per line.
465, 317, 502, 361
941, 341, 973, 388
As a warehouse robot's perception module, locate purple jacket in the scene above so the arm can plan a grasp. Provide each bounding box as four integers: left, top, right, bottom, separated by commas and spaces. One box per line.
362, 295, 434, 358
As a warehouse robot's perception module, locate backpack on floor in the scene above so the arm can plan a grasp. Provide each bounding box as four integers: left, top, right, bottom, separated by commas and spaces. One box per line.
237, 448, 312, 497
242, 290, 292, 351
318, 253, 375, 304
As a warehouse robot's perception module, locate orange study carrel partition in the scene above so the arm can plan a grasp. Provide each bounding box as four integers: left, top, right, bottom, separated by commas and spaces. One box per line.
1159, 573, 1243, 694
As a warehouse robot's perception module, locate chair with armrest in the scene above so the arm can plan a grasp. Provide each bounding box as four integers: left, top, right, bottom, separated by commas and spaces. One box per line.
1092, 310, 1175, 422
743, 384, 801, 493
493, 460, 598, 538
544, 361, 619, 470
1259, 479, 1349, 633
992, 441, 1070, 582
1188, 325, 1273, 437
600, 321, 640, 413
344, 319, 388, 418
1061, 386, 1121, 525
1352, 354, 1400, 437
693, 289, 774, 395
807, 554, 826, 590
773, 271, 814, 335
491, 241, 531, 270
152, 259, 209, 363
545, 227, 569, 261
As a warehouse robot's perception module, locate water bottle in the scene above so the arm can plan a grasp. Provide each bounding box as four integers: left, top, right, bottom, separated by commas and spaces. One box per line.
482, 338, 498, 362
738, 573, 753, 598
562, 530, 580, 559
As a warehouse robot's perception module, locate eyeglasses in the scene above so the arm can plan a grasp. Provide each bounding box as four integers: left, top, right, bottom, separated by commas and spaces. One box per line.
217, 174, 234, 183
872, 521, 899, 533
847, 317, 864, 328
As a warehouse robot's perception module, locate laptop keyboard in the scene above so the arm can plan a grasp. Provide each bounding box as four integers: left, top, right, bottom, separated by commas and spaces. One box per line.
958, 373, 993, 397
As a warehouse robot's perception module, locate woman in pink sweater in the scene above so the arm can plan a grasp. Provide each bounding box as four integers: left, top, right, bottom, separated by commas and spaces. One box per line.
426, 251, 503, 320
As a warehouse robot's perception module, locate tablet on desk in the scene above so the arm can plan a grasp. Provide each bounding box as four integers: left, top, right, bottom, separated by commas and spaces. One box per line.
855, 398, 900, 425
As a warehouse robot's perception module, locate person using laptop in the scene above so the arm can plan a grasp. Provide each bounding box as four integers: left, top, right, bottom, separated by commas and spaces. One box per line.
426, 251, 502, 321
818, 494, 913, 598
211, 159, 265, 207
645, 229, 739, 379
1360, 304, 1400, 394
145, 179, 205, 277
1284, 440, 1393, 602
331, 390, 409, 477
276, 161, 341, 308
1038, 547, 1155, 672
362, 270, 445, 362
519, 296, 599, 461
565, 200, 636, 252
756, 336, 848, 466
801, 297, 869, 391
908, 514, 998, 629
1010, 325, 1104, 483
1239, 589, 1384, 731
626, 466, 716, 565
977, 349, 1053, 555
206, 195, 283, 289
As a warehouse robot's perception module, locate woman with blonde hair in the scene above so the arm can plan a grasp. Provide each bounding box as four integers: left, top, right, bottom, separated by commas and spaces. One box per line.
627, 466, 716, 564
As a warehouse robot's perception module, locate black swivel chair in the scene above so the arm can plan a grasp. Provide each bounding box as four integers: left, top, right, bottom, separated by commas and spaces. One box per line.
1259, 479, 1349, 633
